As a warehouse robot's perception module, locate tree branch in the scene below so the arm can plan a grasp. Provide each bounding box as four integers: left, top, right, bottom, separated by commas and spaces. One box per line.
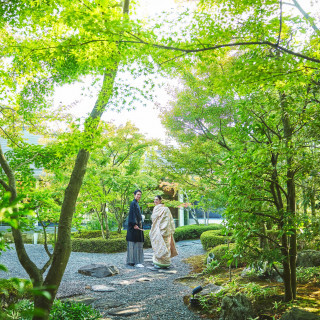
0, 178, 11, 192
291, 0, 320, 34
19, 39, 320, 64
37, 213, 53, 260
0, 145, 17, 200
243, 210, 281, 222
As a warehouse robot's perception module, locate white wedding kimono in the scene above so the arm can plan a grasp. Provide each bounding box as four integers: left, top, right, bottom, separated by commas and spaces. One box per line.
149, 204, 178, 267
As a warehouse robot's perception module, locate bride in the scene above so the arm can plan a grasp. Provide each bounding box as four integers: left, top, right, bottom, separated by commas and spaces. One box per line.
149, 195, 178, 268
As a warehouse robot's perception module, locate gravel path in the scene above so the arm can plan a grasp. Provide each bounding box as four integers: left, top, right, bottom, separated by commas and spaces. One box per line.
0, 240, 206, 320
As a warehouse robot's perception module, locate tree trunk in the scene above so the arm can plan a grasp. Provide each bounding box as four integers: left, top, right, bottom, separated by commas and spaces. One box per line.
95, 209, 105, 239
310, 191, 316, 216
281, 93, 297, 301
117, 214, 123, 233
33, 59, 120, 319
101, 202, 110, 238
0, 146, 44, 287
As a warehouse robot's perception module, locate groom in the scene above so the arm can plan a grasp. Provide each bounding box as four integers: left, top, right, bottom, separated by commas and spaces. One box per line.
126, 189, 144, 267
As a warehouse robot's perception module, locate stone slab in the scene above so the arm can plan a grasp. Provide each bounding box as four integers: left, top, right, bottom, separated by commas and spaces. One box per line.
110, 279, 135, 286
158, 269, 177, 274
146, 266, 159, 271
94, 299, 126, 309
91, 285, 116, 292
107, 306, 143, 317
65, 295, 95, 305
136, 277, 152, 282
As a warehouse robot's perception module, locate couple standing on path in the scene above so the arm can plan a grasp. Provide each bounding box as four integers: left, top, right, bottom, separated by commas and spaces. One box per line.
126, 189, 178, 268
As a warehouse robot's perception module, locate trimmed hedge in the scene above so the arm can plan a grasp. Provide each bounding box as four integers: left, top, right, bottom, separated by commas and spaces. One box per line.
72, 230, 102, 239
72, 238, 128, 253
72, 230, 126, 239
71, 224, 222, 253
173, 224, 223, 242
206, 243, 244, 267
72, 231, 152, 253
200, 230, 231, 250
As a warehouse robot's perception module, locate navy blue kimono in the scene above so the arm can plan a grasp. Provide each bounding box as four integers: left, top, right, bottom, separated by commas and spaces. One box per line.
126, 199, 144, 243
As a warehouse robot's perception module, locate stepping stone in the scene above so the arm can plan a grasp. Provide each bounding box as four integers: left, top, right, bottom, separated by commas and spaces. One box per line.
91, 285, 116, 292
144, 259, 153, 262
110, 279, 134, 286
158, 269, 177, 274
78, 264, 119, 278
147, 273, 166, 279
136, 277, 152, 282
146, 266, 177, 274
107, 306, 144, 317
146, 266, 159, 271
94, 299, 125, 309
144, 253, 153, 256
66, 295, 95, 305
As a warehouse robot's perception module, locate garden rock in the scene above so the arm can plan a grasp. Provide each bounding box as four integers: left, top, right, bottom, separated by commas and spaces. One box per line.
296, 250, 320, 267
241, 265, 283, 282
280, 307, 320, 320
200, 283, 222, 296
78, 264, 119, 278
207, 252, 215, 264
219, 293, 254, 320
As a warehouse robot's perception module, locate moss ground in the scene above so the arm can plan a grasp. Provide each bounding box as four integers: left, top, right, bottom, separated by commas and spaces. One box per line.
183, 254, 320, 319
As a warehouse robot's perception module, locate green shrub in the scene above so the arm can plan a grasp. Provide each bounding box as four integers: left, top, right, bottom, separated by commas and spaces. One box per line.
203, 259, 221, 274
296, 266, 320, 284
0, 279, 32, 308
206, 243, 243, 267
144, 230, 151, 248
200, 230, 232, 250
50, 300, 101, 320
2, 299, 33, 320
2, 299, 102, 320
174, 224, 223, 242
